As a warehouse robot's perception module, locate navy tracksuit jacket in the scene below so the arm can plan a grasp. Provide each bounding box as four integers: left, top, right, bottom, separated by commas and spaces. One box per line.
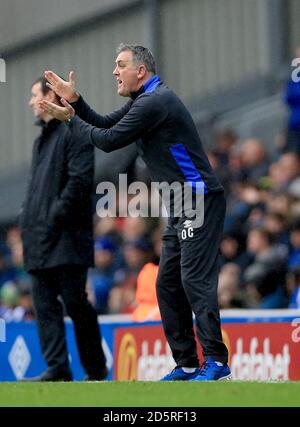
70, 75, 228, 365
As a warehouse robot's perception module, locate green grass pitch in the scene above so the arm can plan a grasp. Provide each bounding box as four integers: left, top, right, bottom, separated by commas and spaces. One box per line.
1, 381, 300, 407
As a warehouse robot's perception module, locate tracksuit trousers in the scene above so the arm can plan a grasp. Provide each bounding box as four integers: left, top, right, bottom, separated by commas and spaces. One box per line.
156, 191, 228, 366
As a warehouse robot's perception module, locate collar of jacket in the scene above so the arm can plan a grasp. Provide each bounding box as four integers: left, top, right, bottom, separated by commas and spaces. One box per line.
36, 118, 61, 133
35, 119, 61, 135
130, 74, 161, 100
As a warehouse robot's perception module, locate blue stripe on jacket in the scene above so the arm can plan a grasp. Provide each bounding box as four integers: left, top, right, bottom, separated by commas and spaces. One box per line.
169, 143, 207, 194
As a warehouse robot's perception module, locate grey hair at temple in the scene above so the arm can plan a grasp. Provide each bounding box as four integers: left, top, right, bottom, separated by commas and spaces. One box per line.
116, 43, 156, 74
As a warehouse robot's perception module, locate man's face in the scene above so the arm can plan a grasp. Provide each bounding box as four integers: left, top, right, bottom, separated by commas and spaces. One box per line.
28, 82, 53, 120
113, 50, 144, 97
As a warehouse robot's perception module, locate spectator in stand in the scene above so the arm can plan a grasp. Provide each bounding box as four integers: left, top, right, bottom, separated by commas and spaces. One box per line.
213, 128, 237, 167
131, 261, 160, 321
0, 243, 17, 289
266, 192, 293, 218
0, 281, 34, 321
227, 145, 246, 184
244, 201, 266, 231
94, 216, 120, 243
243, 228, 288, 307
131, 228, 162, 321
88, 237, 121, 314
207, 128, 238, 196
268, 153, 300, 192
0, 282, 19, 321
6, 226, 32, 286
121, 217, 148, 241
244, 266, 287, 308
219, 232, 253, 273
108, 237, 153, 314
240, 139, 269, 180
224, 181, 262, 234
218, 263, 247, 309
264, 212, 290, 246
17, 283, 34, 320
278, 153, 300, 187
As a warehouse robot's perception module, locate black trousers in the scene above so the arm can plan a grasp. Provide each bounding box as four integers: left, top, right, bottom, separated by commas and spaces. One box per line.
31, 265, 106, 377
157, 191, 228, 366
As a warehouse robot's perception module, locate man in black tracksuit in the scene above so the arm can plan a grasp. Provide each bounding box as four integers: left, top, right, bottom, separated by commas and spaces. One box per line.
41, 44, 231, 381
20, 77, 107, 381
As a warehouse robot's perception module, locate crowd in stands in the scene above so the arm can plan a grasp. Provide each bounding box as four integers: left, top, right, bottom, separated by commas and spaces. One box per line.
1, 82, 300, 320
0, 216, 163, 321
208, 129, 300, 309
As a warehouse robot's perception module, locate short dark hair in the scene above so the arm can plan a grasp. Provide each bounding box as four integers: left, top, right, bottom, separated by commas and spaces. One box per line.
116, 43, 156, 74
32, 76, 60, 102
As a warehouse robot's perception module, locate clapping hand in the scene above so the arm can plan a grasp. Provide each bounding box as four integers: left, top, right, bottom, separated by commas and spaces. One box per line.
44, 70, 79, 103
39, 98, 75, 122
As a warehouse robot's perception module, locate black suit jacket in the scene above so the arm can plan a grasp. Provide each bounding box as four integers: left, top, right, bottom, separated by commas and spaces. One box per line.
20, 119, 94, 272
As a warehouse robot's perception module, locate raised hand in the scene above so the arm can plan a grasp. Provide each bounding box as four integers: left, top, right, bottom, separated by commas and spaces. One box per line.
39, 98, 75, 122
44, 70, 79, 103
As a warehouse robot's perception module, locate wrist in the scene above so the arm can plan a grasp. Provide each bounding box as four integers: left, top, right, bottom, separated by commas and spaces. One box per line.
68, 91, 80, 103
64, 115, 74, 127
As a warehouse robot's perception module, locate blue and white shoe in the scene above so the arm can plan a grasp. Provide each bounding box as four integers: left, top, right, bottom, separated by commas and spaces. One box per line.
160, 367, 201, 381
190, 357, 232, 381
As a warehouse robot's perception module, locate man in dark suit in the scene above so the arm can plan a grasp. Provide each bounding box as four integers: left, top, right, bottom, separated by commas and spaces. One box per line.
20, 76, 107, 381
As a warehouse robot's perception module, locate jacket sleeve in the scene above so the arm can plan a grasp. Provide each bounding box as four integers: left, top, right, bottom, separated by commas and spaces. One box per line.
69, 94, 168, 152
49, 132, 94, 225
72, 95, 133, 128
19, 138, 40, 228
